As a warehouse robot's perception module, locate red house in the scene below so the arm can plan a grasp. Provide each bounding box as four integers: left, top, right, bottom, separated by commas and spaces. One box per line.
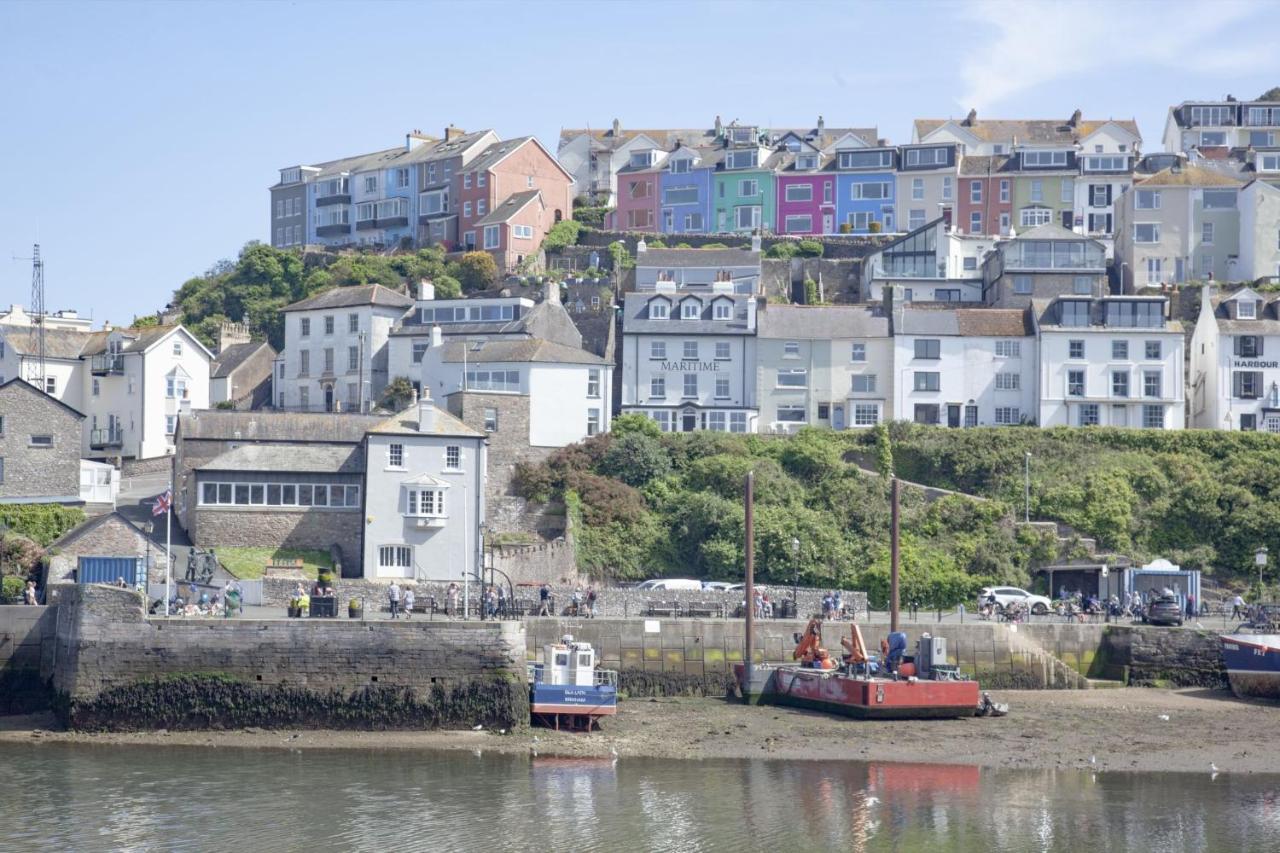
456, 136, 574, 270
956, 155, 1014, 237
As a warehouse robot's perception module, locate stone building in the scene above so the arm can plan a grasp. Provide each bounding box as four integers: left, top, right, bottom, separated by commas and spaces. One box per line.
209, 321, 276, 410
0, 377, 84, 505
44, 511, 169, 589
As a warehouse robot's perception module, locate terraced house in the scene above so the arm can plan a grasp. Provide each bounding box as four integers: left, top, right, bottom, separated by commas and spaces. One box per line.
712, 126, 781, 235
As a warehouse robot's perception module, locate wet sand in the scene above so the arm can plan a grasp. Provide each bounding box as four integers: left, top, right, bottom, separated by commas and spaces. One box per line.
2, 688, 1276, 774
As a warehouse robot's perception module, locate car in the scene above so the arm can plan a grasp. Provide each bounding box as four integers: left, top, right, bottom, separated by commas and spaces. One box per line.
637, 579, 703, 591
1144, 596, 1184, 627
978, 586, 1052, 616
702, 581, 734, 592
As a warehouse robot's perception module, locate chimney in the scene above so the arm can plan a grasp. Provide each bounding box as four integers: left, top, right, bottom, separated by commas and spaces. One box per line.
1069, 108, 1082, 127
817, 115, 825, 135
545, 281, 561, 306
746, 295, 758, 332
418, 279, 435, 301
430, 326, 443, 348
964, 108, 977, 127
444, 124, 465, 142
611, 118, 621, 137
636, 238, 647, 254
714, 115, 723, 137
417, 386, 437, 433
751, 233, 762, 253
1201, 283, 1215, 318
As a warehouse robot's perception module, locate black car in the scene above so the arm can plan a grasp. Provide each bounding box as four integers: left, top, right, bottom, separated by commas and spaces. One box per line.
1144, 596, 1184, 627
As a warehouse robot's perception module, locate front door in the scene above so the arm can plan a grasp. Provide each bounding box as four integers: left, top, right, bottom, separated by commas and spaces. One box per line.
947, 404, 961, 428
682, 410, 698, 432
832, 404, 845, 430
323, 385, 334, 412
1061, 209, 1073, 229
822, 213, 834, 235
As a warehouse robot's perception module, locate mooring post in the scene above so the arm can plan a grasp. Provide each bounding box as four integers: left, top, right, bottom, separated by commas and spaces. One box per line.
890, 476, 900, 634
744, 470, 755, 701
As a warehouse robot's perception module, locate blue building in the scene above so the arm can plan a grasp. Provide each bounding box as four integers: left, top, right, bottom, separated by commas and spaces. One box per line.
658, 147, 715, 235
832, 146, 898, 234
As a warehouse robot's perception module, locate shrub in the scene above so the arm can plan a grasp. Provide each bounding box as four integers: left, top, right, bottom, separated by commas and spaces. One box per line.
541, 220, 583, 252
1, 534, 44, 574
766, 242, 799, 259
803, 277, 819, 304
611, 413, 661, 439
796, 239, 824, 257
380, 376, 415, 411
646, 238, 666, 248
0, 505, 84, 546
868, 221, 882, 233
600, 433, 671, 488
512, 462, 557, 504
452, 252, 499, 293
1, 575, 27, 603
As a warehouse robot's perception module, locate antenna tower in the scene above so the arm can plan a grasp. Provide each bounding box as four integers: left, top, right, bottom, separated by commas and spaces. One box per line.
26, 244, 46, 390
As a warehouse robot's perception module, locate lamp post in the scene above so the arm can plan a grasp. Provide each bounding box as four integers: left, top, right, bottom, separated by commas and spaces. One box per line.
1256, 546, 1268, 598
791, 537, 800, 608
1024, 452, 1032, 523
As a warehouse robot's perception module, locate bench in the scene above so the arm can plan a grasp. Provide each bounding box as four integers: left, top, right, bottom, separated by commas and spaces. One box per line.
685, 602, 723, 618
267, 558, 305, 571
646, 602, 680, 618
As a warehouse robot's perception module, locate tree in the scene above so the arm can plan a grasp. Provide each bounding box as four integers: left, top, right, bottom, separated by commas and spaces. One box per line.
1259, 87, 1280, 101
380, 376, 415, 411
453, 251, 499, 293
610, 413, 661, 439
600, 432, 671, 487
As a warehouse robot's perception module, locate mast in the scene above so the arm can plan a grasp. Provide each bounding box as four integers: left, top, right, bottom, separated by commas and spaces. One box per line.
890, 476, 900, 633
743, 469, 755, 699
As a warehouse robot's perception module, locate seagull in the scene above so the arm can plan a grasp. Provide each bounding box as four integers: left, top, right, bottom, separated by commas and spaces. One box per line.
610, 746, 619, 759
1158, 714, 1170, 721
472, 724, 484, 731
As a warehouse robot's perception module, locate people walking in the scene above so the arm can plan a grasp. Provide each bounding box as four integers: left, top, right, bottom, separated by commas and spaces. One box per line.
538, 583, 552, 616
497, 585, 508, 618
446, 582, 459, 618
403, 586, 415, 620
23, 580, 38, 605
586, 586, 597, 618
571, 586, 583, 617
388, 581, 401, 619
1232, 594, 1246, 620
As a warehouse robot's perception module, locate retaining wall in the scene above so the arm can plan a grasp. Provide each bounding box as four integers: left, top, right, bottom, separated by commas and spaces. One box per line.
1099, 625, 1225, 688
45, 585, 528, 730
0, 605, 56, 713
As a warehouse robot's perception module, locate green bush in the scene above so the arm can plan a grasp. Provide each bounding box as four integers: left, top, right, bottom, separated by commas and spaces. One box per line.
796, 240, 824, 257
1, 575, 26, 603
541, 220, 583, 252
766, 242, 799, 259
0, 505, 84, 546
452, 251, 499, 293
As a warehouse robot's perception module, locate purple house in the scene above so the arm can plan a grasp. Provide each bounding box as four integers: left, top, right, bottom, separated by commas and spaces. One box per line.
776, 146, 835, 235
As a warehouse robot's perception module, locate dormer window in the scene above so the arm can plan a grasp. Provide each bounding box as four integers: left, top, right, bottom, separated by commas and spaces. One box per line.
629, 151, 653, 169
905, 147, 948, 167
1022, 150, 1069, 168
797, 154, 819, 170
839, 150, 892, 170
1238, 300, 1257, 320
649, 301, 670, 320
681, 299, 702, 320
669, 158, 691, 174
726, 150, 758, 170
713, 300, 732, 320
730, 127, 754, 144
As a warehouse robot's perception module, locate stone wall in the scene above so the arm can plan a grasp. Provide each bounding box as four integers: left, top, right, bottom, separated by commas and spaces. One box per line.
759, 258, 864, 304
192, 507, 363, 574
0, 605, 56, 713
445, 390, 545, 511
46, 584, 528, 730
492, 540, 582, 586
0, 381, 82, 502
121, 455, 174, 477
1099, 625, 1225, 688
573, 230, 891, 260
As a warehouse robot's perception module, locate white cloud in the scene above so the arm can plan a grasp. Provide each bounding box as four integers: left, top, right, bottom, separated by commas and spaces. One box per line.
956, 0, 1268, 111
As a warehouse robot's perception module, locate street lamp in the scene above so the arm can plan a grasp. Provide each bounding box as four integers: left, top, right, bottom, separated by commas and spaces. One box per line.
1024, 452, 1032, 523
791, 537, 800, 607
1256, 546, 1268, 597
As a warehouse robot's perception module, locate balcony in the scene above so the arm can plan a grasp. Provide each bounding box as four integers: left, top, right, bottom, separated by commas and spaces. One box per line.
90, 353, 125, 375
316, 223, 351, 237
90, 427, 123, 449
316, 193, 351, 207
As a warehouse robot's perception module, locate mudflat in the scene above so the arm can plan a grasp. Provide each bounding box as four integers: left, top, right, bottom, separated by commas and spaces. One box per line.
2, 688, 1275, 774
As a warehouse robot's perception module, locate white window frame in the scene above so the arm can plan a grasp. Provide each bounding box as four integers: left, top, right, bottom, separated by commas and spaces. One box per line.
785, 215, 813, 233
785, 183, 813, 203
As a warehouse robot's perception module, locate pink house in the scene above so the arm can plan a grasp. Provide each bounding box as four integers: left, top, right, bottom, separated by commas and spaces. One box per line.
611, 168, 660, 232
775, 171, 836, 236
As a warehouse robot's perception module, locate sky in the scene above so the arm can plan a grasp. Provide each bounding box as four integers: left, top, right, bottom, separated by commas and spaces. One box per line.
0, 0, 1276, 326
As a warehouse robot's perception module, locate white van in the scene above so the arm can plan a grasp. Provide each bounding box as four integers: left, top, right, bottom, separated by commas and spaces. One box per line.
640, 579, 704, 591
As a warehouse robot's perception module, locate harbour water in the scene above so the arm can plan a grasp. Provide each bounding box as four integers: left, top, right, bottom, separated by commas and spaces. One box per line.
2, 742, 1278, 852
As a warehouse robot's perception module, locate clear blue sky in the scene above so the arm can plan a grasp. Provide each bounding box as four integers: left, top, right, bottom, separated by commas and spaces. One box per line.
1, 0, 1275, 326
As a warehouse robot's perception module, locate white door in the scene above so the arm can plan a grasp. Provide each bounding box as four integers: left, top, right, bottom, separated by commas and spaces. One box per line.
822, 214, 834, 234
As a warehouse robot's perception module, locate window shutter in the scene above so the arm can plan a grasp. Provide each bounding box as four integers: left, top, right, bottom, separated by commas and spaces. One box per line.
1105, 185, 1113, 205
1259, 336, 1265, 357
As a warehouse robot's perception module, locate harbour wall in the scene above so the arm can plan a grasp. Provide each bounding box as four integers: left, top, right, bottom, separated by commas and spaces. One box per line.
39, 585, 529, 731
0, 605, 57, 713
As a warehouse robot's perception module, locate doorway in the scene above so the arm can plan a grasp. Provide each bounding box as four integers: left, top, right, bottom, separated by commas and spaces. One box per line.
681, 410, 698, 432
947, 404, 961, 428
822, 213, 834, 235
832, 404, 845, 430
323, 385, 334, 412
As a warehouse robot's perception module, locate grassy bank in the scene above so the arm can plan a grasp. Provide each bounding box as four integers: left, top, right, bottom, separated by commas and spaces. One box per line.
215, 547, 332, 580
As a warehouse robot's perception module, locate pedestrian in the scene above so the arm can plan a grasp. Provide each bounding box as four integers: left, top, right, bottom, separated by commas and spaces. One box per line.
1232, 593, 1246, 620
403, 586, 415, 620
1186, 593, 1196, 619
446, 582, 459, 617
586, 586, 597, 618
23, 580, 38, 606
388, 580, 401, 619
497, 585, 508, 618
833, 591, 843, 619
753, 590, 764, 619
821, 593, 832, 620
538, 583, 551, 616
572, 586, 583, 617
115, 576, 128, 589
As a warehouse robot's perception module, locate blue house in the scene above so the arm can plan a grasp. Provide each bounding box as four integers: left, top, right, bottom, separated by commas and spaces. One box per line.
832, 146, 898, 234
659, 147, 714, 235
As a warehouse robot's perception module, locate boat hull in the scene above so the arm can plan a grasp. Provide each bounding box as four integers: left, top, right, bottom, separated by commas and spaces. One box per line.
530, 683, 617, 716
736, 664, 980, 719
1221, 634, 1280, 700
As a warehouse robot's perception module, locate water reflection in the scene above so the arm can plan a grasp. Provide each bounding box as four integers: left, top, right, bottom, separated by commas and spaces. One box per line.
0, 743, 1276, 852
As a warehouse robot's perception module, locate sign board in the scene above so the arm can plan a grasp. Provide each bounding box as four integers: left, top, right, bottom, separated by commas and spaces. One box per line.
644, 619, 660, 633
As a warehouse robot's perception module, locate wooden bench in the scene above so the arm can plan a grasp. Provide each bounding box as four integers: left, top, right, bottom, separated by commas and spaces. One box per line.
646, 602, 680, 618
685, 602, 723, 618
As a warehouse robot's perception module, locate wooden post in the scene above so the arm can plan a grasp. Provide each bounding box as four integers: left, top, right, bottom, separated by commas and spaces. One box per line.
744, 470, 755, 699
890, 476, 900, 633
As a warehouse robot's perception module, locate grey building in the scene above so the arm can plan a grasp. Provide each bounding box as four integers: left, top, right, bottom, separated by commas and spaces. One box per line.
416, 128, 499, 248
981, 224, 1107, 308
0, 378, 85, 505
210, 339, 276, 410
270, 165, 314, 248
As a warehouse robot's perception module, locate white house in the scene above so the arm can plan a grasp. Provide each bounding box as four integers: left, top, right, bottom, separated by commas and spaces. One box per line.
861, 219, 991, 303
755, 303, 892, 431
1238, 179, 1280, 282
277, 284, 414, 412
361, 394, 486, 583
891, 303, 1037, 426
1189, 286, 1280, 431
1037, 295, 1185, 429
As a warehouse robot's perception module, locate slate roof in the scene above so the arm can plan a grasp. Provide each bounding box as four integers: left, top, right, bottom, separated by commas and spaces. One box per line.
898, 306, 1033, 337
281, 284, 414, 313
958, 154, 1013, 176
466, 137, 536, 173
211, 341, 274, 379
1133, 165, 1243, 188
757, 304, 889, 339
0, 326, 93, 359
559, 124, 879, 152
178, 410, 386, 443
636, 248, 761, 269
79, 325, 192, 357
473, 190, 542, 226
1011, 223, 1092, 242
0, 377, 85, 418
367, 405, 484, 439
197, 444, 364, 474
437, 338, 608, 366
623, 292, 755, 335
914, 117, 1141, 146
1211, 293, 1280, 335
49, 511, 164, 555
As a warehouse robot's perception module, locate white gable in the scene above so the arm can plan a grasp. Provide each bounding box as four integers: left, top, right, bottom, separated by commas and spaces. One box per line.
1079, 122, 1140, 153
825, 132, 870, 153
919, 121, 981, 149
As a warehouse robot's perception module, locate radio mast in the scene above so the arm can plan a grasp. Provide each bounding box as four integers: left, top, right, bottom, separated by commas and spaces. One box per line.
27, 244, 46, 391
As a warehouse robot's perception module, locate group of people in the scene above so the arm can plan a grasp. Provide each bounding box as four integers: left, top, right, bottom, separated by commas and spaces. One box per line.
166, 580, 239, 617
821, 591, 845, 620
386, 581, 418, 619
751, 590, 776, 619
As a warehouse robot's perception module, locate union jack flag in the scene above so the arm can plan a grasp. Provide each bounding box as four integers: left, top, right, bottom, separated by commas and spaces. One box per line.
152, 489, 172, 517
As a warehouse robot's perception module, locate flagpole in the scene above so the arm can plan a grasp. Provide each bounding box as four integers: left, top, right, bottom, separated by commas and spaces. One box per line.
164, 478, 172, 617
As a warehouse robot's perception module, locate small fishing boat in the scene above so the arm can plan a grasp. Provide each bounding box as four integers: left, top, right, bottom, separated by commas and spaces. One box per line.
528, 635, 618, 731
1219, 633, 1280, 700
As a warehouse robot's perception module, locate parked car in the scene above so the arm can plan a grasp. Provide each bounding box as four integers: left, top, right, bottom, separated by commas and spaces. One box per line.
702, 581, 734, 592
637, 579, 703, 591
978, 586, 1052, 616
1144, 596, 1184, 627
